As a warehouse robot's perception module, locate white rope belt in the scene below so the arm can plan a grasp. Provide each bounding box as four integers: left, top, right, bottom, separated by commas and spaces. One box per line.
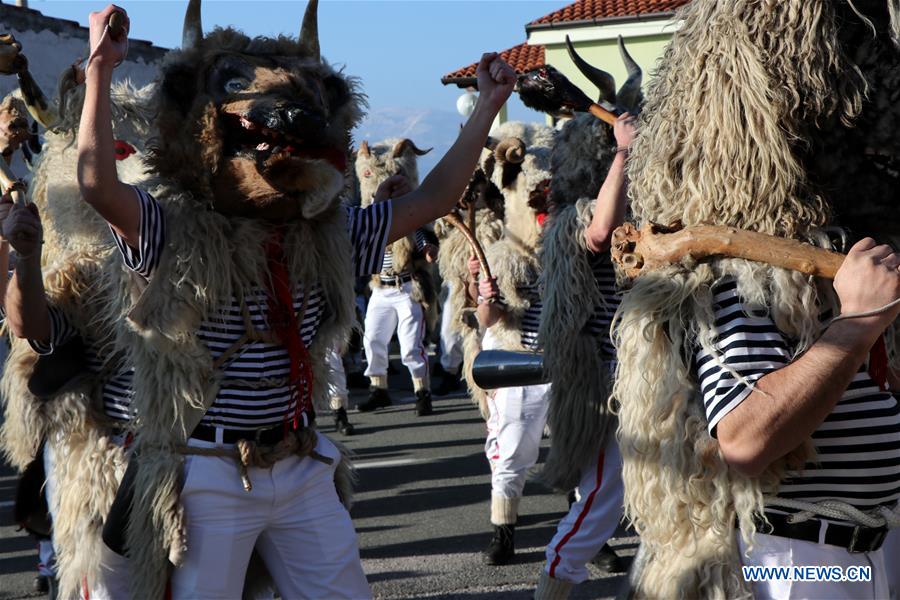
764, 496, 900, 529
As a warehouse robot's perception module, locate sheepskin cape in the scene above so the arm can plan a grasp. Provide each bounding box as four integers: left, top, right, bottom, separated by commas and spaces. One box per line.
613, 1, 900, 597
115, 179, 357, 599
537, 199, 615, 492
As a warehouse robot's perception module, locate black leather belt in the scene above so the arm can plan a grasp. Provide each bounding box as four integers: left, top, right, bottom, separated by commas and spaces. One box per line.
754, 511, 888, 553
380, 273, 413, 285
191, 421, 312, 445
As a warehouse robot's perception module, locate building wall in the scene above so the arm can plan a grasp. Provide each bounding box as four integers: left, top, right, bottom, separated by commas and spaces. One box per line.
0, 4, 165, 111
0, 4, 166, 175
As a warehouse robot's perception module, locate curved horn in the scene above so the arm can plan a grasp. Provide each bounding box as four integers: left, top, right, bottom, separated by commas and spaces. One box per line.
494, 138, 526, 164
299, 0, 320, 60
358, 140, 370, 158
392, 138, 433, 158
616, 36, 643, 113
565, 35, 616, 106
182, 0, 203, 50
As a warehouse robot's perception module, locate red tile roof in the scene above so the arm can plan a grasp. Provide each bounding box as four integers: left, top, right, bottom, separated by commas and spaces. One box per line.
528, 0, 690, 27
442, 42, 545, 88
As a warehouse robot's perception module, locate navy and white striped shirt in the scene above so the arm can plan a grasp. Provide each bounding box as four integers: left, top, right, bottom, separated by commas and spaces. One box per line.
584, 256, 620, 361
497, 280, 543, 352
696, 279, 900, 521
29, 305, 135, 422
380, 228, 430, 277
116, 187, 392, 431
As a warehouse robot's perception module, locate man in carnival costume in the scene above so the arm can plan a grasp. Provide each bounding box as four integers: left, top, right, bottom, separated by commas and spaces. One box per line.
613, 1, 900, 597
532, 38, 641, 598
77, 2, 515, 598
469, 120, 554, 565
0, 35, 153, 598
354, 138, 440, 416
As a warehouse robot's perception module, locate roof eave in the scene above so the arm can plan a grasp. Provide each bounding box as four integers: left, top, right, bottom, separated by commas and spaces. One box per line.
526, 10, 676, 33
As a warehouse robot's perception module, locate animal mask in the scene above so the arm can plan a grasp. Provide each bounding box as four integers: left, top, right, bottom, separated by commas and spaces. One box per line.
148, 0, 364, 221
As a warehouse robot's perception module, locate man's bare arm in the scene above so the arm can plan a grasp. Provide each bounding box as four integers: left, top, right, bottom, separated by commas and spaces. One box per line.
585, 114, 635, 253
718, 238, 900, 476
2, 203, 50, 341
388, 54, 515, 243
77, 5, 140, 247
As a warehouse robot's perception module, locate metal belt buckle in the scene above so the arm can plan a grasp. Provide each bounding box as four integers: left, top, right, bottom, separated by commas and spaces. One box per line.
253, 424, 276, 445
848, 525, 886, 553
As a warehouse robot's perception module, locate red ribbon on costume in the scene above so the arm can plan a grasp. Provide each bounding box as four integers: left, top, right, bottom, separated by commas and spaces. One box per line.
869, 335, 889, 392
264, 227, 315, 429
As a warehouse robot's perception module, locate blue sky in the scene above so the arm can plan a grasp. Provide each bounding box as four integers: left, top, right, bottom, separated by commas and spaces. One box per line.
31, 0, 563, 173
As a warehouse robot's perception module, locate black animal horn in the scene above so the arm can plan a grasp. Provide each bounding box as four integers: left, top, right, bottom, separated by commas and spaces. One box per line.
299, 0, 320, 60
565, 35, 616, 106
616, 36, 643, 114
182, 0, 203, 50
392, 139, 432, 158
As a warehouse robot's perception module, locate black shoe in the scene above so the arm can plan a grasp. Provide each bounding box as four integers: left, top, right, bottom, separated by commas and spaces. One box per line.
591, 542, 627, 573
432, 370, 462, 396
415, 389, 433, 416
357, 387, 391, 412
483, 524, 515, 565
33, 575, 49, 594
334, 407, 355, 435
346, 372, 370, 389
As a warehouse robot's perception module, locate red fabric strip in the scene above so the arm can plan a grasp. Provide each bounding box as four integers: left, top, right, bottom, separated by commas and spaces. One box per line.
264, 228, 315, 428
549, 451, 605, 579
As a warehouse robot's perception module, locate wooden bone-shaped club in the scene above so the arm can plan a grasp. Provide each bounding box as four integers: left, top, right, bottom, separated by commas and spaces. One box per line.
611, 222, 845, 280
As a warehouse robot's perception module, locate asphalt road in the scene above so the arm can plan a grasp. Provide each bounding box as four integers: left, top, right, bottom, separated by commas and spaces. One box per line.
0, 370, 635, 599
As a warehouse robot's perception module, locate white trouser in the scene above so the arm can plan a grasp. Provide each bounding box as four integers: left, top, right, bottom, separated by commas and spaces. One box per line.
543, 438, 624, 584
738, 531, 889, 599
439, 285, 464, 374
171, 432, 370, 600
90, 433, 133, 600
484, 382, 551, 501
39, 444, 57, 577
363, 282, 428, 384
883, 529, 900, 598
327, 347, 349, 410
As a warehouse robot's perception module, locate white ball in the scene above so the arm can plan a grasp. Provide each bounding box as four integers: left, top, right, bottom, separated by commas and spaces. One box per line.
457, 91, 478, 118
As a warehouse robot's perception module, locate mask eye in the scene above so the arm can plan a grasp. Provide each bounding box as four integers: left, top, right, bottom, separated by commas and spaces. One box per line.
114, 140, 136, 161
225, 77, 249, 94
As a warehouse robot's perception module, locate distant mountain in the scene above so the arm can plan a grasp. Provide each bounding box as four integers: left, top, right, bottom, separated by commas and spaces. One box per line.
354, 106, 465, 177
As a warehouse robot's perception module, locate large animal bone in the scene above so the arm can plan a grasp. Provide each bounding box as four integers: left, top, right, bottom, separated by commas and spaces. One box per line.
444, 210, 492, 281
611, 222, 845, 280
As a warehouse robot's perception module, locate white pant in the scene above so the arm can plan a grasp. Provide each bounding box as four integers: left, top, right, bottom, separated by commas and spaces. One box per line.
543, 439, 624, 584
485, 382, 550, 499
363, 282, 428, 382
439, 285, 464, 374
738, 531, 889, 599
883, 529, 900, 598
327, 347, 349, 410
171, 432, 370, 600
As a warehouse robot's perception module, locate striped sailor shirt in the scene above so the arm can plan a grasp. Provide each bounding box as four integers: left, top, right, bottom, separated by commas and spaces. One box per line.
113, 187, 392, 432
696, 278, 900, 523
